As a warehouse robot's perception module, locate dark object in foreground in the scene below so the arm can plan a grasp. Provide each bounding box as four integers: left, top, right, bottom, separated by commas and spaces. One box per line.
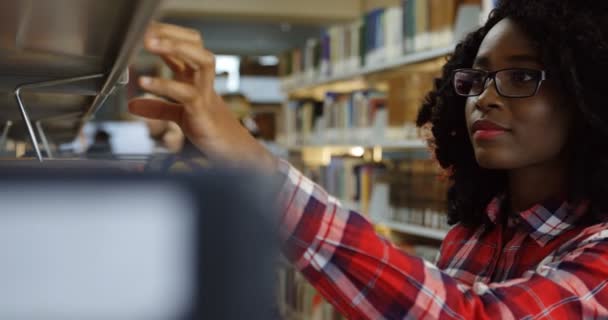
0, 166, 280, 320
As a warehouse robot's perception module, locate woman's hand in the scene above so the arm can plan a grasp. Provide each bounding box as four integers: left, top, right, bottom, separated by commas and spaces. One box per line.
129, 22, 277, 172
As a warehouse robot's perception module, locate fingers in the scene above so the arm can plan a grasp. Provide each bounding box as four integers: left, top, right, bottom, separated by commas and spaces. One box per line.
146, 22, 205, 76
144, 39, 215, 90
147, 22, 203, 46
138, 76, 198, 105
128, 98, 183, 123
146, 38, 214, 70
160, 55, 187, 74
141, 22, 217, 110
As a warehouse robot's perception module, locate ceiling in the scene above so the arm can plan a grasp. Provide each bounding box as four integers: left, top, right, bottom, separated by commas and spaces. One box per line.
161, 0, 362, 25
160, 18, 323, 56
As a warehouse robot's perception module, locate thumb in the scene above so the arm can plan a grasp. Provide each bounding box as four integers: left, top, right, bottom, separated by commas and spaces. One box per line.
128, 98, 183, 123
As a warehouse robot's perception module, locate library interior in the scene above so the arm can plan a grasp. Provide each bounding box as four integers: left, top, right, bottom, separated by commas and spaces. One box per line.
3, 0, 608, 319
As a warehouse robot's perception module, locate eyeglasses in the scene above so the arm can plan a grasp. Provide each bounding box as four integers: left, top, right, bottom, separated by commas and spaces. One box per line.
452, 68, 547, 98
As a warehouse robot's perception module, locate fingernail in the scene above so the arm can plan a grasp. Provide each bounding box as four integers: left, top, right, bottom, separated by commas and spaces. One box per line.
140, 76, 152, 86
148, 37, 160, 48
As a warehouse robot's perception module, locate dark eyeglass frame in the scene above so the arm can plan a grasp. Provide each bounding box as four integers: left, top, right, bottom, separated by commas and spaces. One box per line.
452, 68, 547, 98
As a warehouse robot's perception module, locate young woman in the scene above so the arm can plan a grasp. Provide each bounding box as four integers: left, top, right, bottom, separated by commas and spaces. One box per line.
130, 1, 608, 318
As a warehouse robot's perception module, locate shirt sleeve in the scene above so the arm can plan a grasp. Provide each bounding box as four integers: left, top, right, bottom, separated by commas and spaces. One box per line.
276, 160, 608, 319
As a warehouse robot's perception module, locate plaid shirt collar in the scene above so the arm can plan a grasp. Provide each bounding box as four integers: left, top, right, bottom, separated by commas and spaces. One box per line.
485, 195, 590, 247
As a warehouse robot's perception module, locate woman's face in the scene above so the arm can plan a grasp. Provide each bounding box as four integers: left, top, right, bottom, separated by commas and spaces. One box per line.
464, 18, 572, 169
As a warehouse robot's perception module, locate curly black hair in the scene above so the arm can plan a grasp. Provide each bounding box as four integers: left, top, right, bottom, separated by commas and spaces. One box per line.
416, 0, 608, 227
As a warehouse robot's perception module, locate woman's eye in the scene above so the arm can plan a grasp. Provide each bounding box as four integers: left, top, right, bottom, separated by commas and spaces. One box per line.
470, 75, 485, 85
510, 71, 535, 83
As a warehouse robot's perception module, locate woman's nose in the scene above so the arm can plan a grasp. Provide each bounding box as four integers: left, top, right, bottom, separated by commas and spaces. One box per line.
475, 78, 503, 111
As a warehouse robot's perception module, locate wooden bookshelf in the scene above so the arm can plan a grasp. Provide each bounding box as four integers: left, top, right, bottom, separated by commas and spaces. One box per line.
281, 45, 454, 94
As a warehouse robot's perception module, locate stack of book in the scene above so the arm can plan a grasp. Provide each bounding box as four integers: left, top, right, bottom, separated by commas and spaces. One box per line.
279, 0, 458, 79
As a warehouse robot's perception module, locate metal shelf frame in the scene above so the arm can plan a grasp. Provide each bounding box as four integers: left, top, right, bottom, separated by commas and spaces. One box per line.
0, 0, 162, 157
14, 74, 105, 161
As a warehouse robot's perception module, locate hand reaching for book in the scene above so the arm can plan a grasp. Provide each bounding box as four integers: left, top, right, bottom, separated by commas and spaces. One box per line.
129, 22, 277, 172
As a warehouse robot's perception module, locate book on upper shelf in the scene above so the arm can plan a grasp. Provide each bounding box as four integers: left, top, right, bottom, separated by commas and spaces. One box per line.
279, 0, 465, 89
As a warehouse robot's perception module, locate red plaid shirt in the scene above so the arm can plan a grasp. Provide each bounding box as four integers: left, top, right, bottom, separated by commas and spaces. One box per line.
277, 160, 608, 319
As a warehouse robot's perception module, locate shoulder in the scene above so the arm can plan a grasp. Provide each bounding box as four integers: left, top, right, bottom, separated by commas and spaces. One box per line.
570, 222, 608, 246
442, 223, 482, 245
553, 222, 608, 260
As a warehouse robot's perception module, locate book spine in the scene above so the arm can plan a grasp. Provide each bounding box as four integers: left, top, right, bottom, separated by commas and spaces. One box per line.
405, 0, 416, 53
320, 31, 331, 77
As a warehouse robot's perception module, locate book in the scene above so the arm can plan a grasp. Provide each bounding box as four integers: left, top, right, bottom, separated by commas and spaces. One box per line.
414, 0, 430, 51
348, 20, 363, 72
320, 31, 331, 77
403, 0, 416, 53
304, 38, 320, 81
385, 6, 404, 60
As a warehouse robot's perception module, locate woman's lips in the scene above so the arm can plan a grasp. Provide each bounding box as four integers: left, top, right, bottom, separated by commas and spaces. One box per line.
471, 120, 509, 141
473, 129, 506, 140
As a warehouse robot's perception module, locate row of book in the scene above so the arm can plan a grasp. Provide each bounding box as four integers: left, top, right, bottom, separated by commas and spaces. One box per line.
285, 90, 387, 144
281, 66, 439, 143
305, 156, 450, 231
387, 159, 450, 230
279, 0, 459, 79
324, 91, 386, 129
302, 156, 450, 229
303, 158, 387, 215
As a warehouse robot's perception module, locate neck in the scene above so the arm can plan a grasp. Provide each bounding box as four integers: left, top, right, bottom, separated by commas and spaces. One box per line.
508, 156, 568, 212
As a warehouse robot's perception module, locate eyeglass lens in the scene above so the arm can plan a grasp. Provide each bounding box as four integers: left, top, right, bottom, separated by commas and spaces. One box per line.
453, 69, 542, 98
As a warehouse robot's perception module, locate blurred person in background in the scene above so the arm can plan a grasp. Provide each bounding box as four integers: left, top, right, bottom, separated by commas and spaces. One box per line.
130, 1, 608, 318
85, 130, 113, 157
222, 92, 262, 139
